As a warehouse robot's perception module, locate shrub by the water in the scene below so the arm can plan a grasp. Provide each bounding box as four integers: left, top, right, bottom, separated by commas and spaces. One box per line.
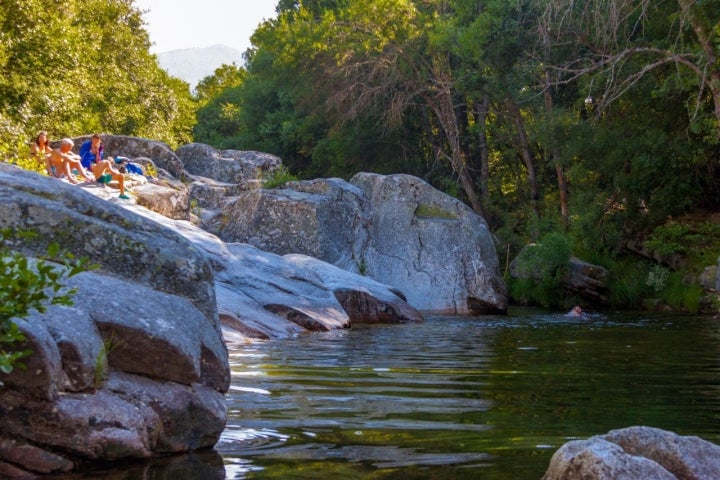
0, 232, 88, 381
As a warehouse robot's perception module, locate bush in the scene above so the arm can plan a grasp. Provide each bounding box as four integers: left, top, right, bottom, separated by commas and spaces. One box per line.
605, 259, 651, 308
262, 165, 298, 189
645, 221, 720, 269
0, 232, 88, 380
662, 273, 704, 314
508, 232, 571, 308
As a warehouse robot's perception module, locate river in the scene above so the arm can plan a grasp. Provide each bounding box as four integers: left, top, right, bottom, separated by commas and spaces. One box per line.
218, 308, 720, 479
50, 308, 720, 479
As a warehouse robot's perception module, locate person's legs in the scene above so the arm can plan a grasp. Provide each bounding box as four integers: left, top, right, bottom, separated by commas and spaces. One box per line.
111, 171, 126, 196
45, 157, 55, 176
67, 158, 93, 181
62, 160, 79, 184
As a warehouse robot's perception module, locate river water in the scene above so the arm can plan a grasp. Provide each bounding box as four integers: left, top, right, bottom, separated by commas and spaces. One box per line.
217, 309, 720, 479
49, 308, 720, 479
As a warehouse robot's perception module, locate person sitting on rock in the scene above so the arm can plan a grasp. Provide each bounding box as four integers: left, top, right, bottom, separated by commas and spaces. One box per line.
79, 133, 104, 172
47, 138, 94, 184
29, 131, 53, 174
92, 156, 130, 200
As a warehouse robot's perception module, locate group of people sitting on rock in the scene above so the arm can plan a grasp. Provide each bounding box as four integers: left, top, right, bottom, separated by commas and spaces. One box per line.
30, 131, 130, 200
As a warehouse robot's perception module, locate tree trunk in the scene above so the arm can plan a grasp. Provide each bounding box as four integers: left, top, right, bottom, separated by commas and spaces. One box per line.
543, 81, 569, 230
508, 101, 540, 228
475, 94, 491, 216
539, 21, 570, 229
424, 56, 485, 218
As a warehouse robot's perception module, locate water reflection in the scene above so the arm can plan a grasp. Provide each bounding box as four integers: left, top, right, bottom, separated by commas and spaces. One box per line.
48, 450, 226, 480
218, 309, 720, 479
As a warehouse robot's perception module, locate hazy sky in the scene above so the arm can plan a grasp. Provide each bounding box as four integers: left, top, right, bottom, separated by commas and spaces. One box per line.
134, 0, 278, 53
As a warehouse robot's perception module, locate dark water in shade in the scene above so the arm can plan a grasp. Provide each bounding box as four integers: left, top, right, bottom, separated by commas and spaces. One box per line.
48, 309, 720, 479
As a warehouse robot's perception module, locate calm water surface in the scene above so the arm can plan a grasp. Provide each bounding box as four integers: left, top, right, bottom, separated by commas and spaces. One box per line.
218, 309, 720, 479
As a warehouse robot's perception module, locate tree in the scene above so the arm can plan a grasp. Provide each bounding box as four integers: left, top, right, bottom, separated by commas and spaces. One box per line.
538, 0, 720, 141
280, 0, 489, 214
195, 63, 246, 106
0, 0, 195, 160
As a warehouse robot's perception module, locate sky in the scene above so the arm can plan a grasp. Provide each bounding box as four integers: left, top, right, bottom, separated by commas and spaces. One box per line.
133, 0, 279, 53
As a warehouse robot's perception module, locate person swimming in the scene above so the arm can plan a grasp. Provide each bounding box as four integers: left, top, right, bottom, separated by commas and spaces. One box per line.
566, 305, 583, 317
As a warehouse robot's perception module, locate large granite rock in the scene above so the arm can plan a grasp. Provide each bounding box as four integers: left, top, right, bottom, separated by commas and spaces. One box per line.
0, 164, 217, 324
176, 143, 281, 185
78, 172, 192, 222
130, 177, 191, 221
207, 174, 507, 314
120, 203, 424, 337
0, 164, 229, 476
209, 178, 369, 271
351, 173, 506, 314
543, 426, 720, 480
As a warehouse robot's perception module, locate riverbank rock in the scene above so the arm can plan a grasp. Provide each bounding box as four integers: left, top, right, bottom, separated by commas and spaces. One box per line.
207, 177, 369, 271
176, 143, 281, 186
561, 257, 609, 303
543, 426, 720, 480
0, 164, 230, 476
120, 202, 424, 338
285, 254, 424, 324
352, 173, 506, 314
509, 249, 609, 306
206, 174, 507, 314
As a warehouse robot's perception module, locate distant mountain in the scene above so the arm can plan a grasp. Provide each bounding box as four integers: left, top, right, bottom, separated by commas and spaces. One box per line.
156, 45, 244, 89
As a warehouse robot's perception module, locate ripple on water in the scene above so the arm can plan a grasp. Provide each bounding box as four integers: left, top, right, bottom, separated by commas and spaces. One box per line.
217, 311, 720, 479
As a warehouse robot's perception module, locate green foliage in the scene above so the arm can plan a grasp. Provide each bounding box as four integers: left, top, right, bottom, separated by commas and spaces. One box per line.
93, 335, 117, 388
646, 221, 720, 263
189, 198, 201, 218
508, 232, 571, 308
662, 273, 704, 314
195, 64, 245, 105
0, 0, 195, 154
0, 231, 89, 379
262, 165, 298, 189
414, 204, 457, 220
645, 264, 670, 293
605, 260, 650, 309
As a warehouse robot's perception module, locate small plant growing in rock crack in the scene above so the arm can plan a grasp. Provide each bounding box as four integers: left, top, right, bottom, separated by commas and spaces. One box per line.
94, 335, 118, 389
262, 165, 298, 189
190, 198, 202, 217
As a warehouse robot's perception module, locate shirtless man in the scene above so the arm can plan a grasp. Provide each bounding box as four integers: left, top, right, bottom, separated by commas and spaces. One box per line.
47, 138, 94, 184
92, 157, 130, 199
